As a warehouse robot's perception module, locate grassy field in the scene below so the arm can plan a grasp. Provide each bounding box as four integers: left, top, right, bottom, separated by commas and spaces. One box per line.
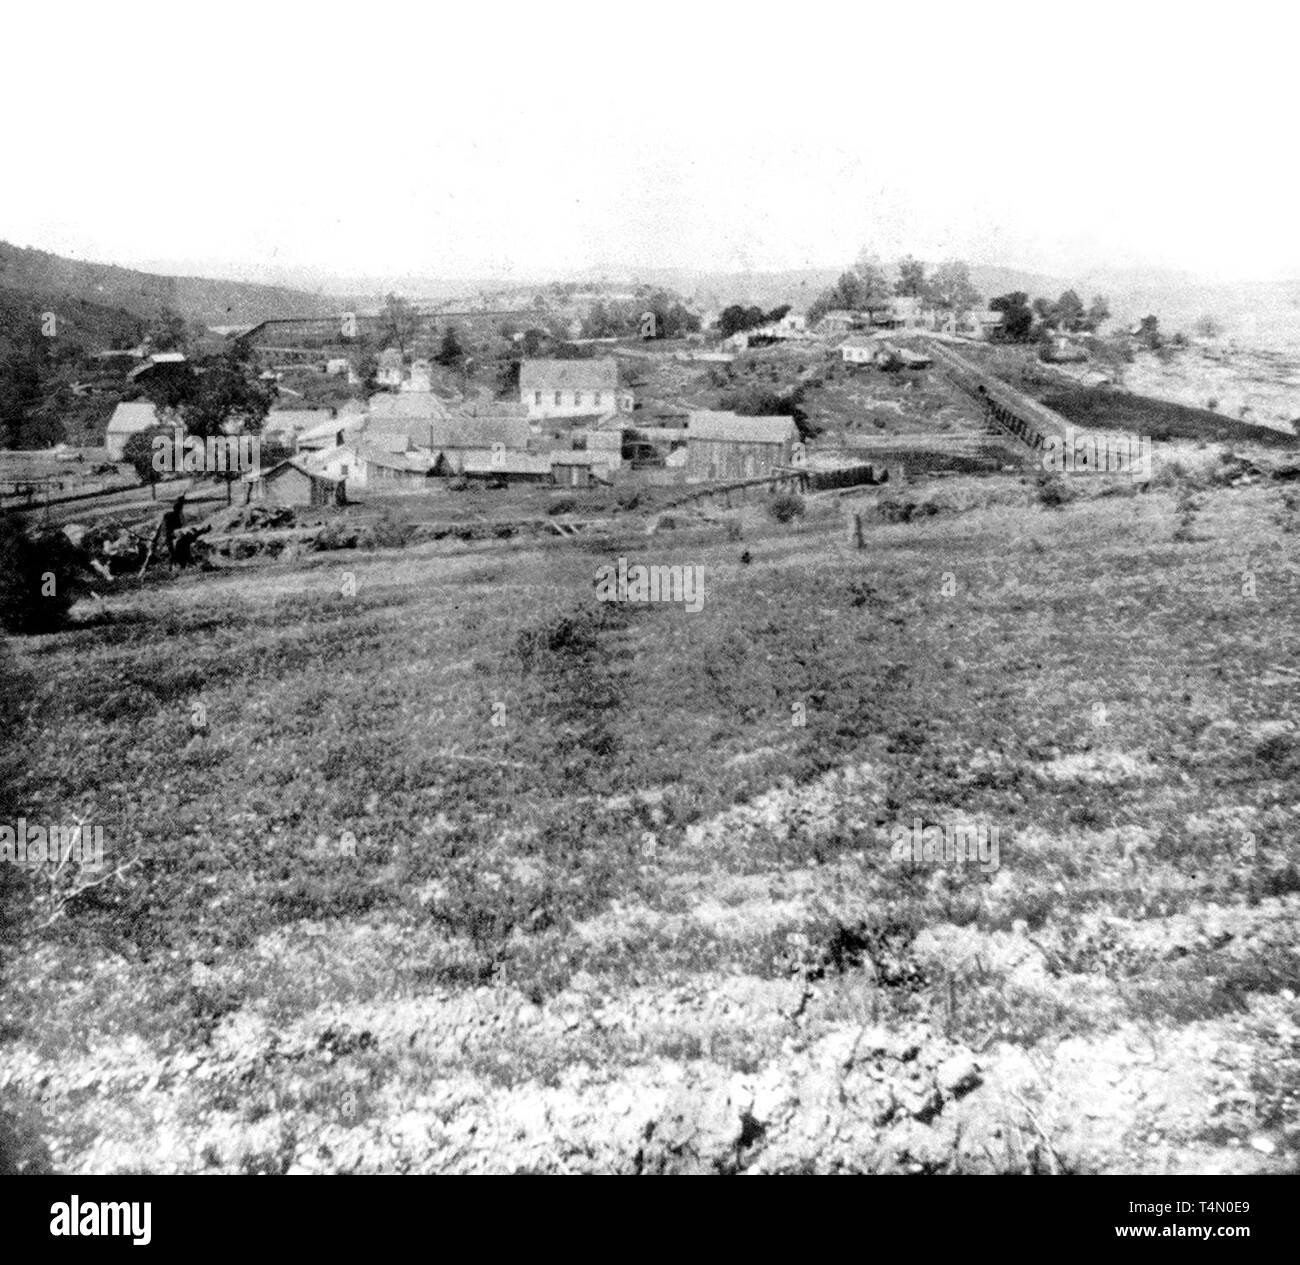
2, 461, 1299, 1173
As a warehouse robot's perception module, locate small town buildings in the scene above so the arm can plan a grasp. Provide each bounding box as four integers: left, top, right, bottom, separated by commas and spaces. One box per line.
461, 451, 552, 484
1041, 335, 1088, 363
105, 401, 164, 459
550, 451, 611, 487
571, 428, 623, 469
839, 334, 880, 365
519, 358, 629, 420
296, 412, 364, 452
244, 459, 345, 507
816, 310, 861, 335
306, 444, 444, 492
888, 296, 927, 328
749, 311, 810, 342
685, 411, 800, 482
262, 409, 336, 446
126, 352, 188, 384
367, 391, 456, 424
966, 309, 1005, 340
402, 359, 434, 392
376, 348, 404, 388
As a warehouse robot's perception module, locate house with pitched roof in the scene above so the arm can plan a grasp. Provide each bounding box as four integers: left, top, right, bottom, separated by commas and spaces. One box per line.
519, 358, 629, 420
461, 451, 552, 484
105, 401, 165, 459
263, 409, 338, 447
243, 459, 345, 507
685, 411, 800, 482
296, 412, 365, 452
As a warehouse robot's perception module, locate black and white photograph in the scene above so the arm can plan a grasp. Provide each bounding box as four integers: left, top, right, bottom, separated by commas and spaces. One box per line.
0, 0, 1295, 1223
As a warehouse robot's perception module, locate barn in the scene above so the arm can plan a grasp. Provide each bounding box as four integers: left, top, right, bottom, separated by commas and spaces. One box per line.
461, 452, 552, 485
550, 452, 613, 488
245, 460, 345, 507
685, 412, 800, 482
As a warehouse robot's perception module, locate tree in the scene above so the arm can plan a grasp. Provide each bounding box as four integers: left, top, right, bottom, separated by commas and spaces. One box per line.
718, 304, 768, 338
436, 325, 464, 366
927, 261, 982, 314
1082, 295, 1111, 333
1135, 314, 1161, 349
379, 293, 421, 358
122, 425, 173, 498
0, 516, 77, 633
853, 262, 894, 311
145, 308, 188, 353
895, 256, 927, 297
172, 348, 273, 440
1053, 290, 1085, 332
989, 292, 1035, 342
0, 338, 45, 449
144, 346, 274, 504
806, 263, 895, 326
582, 301, 612, 339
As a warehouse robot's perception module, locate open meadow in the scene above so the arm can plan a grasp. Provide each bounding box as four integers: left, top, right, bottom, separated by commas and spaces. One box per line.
3, 457, 1299, 1174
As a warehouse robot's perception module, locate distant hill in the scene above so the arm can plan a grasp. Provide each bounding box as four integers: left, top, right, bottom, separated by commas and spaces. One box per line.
0, 241, 344, 330
52, 244, 1300, 350
0, 285, 143, 351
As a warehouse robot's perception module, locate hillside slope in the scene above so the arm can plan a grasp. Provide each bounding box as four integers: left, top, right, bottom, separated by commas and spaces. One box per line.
0, 241, 341, 328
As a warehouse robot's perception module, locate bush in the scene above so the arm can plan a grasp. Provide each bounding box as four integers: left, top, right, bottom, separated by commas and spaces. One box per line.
309, 521, 361, 551
548, 497, 577, 516
0, 516, 77, 633
1035, 474, 1077, 510
362, 511, 416, 550
767, 493, 806, 524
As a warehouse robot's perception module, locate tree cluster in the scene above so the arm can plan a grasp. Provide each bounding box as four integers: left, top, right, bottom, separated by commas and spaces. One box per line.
987, 289, 1111, 343
581, 291, 700, 341
716, 304, 791, 339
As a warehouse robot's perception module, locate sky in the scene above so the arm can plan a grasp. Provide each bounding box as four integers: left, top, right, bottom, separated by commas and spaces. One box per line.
4, 1, 1299, 286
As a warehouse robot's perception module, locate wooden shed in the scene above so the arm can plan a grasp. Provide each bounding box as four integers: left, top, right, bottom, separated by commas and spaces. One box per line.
245, 460, 345, 507
685, 412, 800, 482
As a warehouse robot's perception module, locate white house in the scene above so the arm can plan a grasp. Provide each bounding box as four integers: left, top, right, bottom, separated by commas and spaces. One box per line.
105, 401, 164, 459
519, 358, 629, 420
402, 359, 434, 392
839, 334, 879, 365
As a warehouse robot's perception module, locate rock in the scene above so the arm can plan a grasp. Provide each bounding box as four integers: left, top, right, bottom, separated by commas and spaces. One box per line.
936, 1054, 981, 1097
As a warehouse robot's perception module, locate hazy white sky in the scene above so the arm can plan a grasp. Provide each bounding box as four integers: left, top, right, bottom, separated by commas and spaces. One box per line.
4, 1, 1298, 283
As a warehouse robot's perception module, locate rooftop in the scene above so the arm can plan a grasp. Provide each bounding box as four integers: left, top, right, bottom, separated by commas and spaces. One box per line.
687, 411, 800, 445
519, 358, 619, 392
106, 401, 163, 434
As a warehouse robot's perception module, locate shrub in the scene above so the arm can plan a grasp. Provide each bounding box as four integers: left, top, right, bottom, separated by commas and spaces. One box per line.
767, 493, 806, 524
310, 521, 361, 551
1035, 474, 1077, 510
548, 497, 577, 516
0, 516, 77, 633
363, 511, 416, 550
